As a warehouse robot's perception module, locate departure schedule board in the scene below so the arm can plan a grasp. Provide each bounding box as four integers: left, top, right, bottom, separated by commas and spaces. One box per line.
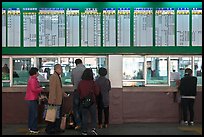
103, 8, 116, 47
66, 8, 80, 47
176, 8, 190, 46
7, 8, 21, 47
23, 8, 37, 47
2, 8, 6, 47
192, 8, 202, 46
81, 8, 101, 47
134, 8, 153, 46
117, 8, 130, 47
155, 8, 175, 46
39, 8, 65, 47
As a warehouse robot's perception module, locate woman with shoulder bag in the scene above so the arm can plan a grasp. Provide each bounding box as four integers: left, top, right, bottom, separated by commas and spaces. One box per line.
77, 68, 99, 135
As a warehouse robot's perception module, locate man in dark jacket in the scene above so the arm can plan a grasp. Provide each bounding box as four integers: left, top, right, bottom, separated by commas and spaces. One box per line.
178, 68, 197, 126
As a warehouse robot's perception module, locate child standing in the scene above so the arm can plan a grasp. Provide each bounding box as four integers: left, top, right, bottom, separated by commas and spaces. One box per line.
95, 68, 111, 128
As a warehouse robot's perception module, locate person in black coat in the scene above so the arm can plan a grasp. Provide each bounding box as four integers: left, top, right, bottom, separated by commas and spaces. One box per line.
178, 68, 197, 126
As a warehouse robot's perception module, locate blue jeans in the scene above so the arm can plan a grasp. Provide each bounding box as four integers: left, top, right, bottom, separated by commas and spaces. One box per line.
81, 103, 97, 132
27, 100, 38, 131
73, 90, 81, 126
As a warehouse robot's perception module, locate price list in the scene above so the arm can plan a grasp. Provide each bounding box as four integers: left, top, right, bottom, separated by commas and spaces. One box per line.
103, 8, 116, 47
2, 8, 6, 47
23, 8, 37, 47
81, 8, 101, 47
155, 8, 175, 46
134, 8, 153, 46
176, 8, 190, 46
7, 8, 21, 47
117, 8, 130, 47
66, 8, 80, 47
39, 8, 65, 47
192, 8, 202, 46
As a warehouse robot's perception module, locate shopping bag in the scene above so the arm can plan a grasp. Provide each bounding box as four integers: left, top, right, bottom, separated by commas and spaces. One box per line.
45, 105, 57, 122
60, 115, 67, 130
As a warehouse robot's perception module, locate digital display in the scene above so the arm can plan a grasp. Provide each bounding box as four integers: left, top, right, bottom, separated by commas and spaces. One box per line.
192, 8, 202, 46
81, 8, 101, 47
7, 8, 21, 47
39, 8, 65, 47
2, 8, 6, 47
66, 8, 80, 47
117, 8, 130, 47
23, 8, 37, 47
155, 8, 175, 46
103, 8, 116, 47
176, 8, 190, 46
134, 8, 153, 46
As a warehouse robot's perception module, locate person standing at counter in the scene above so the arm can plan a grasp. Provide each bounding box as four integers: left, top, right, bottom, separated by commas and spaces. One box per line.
78, 68, 99, 135
95, 67, 111, 129
45, 64, 68, 134
178, 68, 197, 126
71, 59, 86, 130
25, 67, 44, 134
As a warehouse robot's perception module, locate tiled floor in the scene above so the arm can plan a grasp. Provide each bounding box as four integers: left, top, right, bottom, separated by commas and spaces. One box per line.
2, 123, 202, 135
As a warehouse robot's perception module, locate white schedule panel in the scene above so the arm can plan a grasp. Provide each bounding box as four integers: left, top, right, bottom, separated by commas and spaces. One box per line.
7, 8, 21, 47
176, 8, 190, 46
103, 8, 116, 47
134, 8, 153, 46
23, 8, 37, 47
39, 8, 65, 47
81, 8, 101, 47
155, 8, 175, 46
192, 8, 202, 46
66, 8, 79, 47
117, 8, 130, 47
2, 8, 6, 47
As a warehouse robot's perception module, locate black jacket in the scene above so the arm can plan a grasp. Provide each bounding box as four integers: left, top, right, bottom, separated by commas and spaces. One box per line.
178, 75, 197, 96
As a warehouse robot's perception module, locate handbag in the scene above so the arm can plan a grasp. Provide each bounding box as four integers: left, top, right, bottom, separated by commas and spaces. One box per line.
81, 93, 94, 108
81, 82, 94, 108
45, 105, 57, 122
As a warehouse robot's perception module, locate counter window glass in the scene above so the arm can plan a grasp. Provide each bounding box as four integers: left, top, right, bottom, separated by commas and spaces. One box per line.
123, 56, 145, 87
194, 57, 202, 85
84, 57, 107, 79
2, 58, 10, 81
36, 57, 58, 81
146, 57, 168, 85
13, 58, 34, 85
60, 57, 82, 85
178, 57, 192, 78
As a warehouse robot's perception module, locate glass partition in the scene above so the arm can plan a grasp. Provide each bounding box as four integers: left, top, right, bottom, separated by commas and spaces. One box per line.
194, 57, 202, 85
60, 57, 82, 85
123, 56, 145, 86
2, 58, 10, 80
36, 57, 58, 81
84, 57, 107, 79
13, 57, 34, 85
146, 57, 168, 85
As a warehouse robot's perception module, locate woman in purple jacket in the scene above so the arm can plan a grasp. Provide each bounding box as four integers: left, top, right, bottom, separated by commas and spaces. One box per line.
24, 67, 43, 134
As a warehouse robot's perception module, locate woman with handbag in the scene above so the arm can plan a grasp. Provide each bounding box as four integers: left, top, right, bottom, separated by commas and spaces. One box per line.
77, 68, 99, 135
24, 67, 44, 134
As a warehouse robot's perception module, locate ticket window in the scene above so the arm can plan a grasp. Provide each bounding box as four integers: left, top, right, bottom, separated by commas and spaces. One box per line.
2, 58, 10, 87
194, 57, 202, 85
36, 57, 58, 82
12, 58, 34, 85
123, 56, 145, 87
146, 57, 168, 85
60, 56, 107, 85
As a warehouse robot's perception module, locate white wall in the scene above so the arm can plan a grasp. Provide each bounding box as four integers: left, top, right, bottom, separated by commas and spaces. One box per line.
108, 55, 122, 88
